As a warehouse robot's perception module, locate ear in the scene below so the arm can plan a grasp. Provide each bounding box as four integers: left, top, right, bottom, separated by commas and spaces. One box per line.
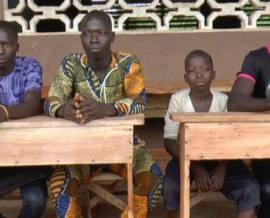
212, 70, 216, 80
16, 43, 20, 52
184, 73, 188, 83
111, 32, 115, 43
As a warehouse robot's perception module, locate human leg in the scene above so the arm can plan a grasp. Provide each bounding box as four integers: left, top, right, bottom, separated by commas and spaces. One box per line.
19, 179, 48, 218
49, 165, 89, 218
251, 159, 270, 218
120, 147, 163, 218
163, 158, 179, 218
0, 166, 52, 197
221, 161, 260, 218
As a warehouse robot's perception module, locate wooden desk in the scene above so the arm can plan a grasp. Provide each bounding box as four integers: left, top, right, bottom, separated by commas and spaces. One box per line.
0, 114, 144, 218
171, 112, 270, 218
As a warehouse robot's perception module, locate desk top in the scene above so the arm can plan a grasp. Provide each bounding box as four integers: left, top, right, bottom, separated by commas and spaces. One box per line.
0, 114, 144, 128
171, 112, 270, 123
0, 114, 144, 166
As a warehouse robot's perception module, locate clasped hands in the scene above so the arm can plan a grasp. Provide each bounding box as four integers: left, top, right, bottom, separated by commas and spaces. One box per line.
192, 163, 226, 193
57, 93, 109, 124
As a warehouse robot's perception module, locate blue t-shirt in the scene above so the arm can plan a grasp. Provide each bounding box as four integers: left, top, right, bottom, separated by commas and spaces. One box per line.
0, 56, 42, 106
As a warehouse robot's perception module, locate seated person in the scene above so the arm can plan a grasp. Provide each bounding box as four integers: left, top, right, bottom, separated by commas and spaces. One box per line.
44, 10, 163, 218
0, 21, 52, 218
162, 49, 260, 218
228, 44, 270, 218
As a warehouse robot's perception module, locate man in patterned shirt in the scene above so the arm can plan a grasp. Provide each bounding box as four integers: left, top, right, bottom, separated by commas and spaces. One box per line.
0, 21, 52, 218
44, 10, 163, 218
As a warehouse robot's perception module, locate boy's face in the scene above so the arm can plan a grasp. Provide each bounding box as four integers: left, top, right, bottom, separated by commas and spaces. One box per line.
0, 27, 18, 73
80, 16, 115, 57
184, 55, 215, 90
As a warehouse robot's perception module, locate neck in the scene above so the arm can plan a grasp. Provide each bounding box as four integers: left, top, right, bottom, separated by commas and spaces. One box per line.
189, 88, 212, 100
87, 51, 111, 72
0, 62, 15, 76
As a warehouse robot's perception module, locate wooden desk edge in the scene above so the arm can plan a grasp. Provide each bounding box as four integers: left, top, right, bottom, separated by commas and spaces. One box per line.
0, 114, 145, 128
171, 112, 270, 123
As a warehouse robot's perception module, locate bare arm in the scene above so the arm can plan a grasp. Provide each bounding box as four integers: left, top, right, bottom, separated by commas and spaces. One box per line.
228, 77, 270, 112
0, 90, 41, 122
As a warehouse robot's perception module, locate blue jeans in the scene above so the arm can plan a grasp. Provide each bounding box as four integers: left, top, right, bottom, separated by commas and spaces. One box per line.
19, 179, 48, 218
0, 166, 52, 218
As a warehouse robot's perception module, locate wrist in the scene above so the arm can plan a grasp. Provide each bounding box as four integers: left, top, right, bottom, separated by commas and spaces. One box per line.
56, 105, 64, 118
0, 105, 9, 121
107, 103, 117, 117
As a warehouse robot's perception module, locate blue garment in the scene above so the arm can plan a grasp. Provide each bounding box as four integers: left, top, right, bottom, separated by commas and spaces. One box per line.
0, 56, 51, 218
0, 56, 42, 106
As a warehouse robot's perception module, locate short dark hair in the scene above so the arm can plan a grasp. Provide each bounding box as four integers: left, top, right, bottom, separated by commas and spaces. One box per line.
80, 10, 112, 32
0, 20, 18, 41
185, 49, 213, 69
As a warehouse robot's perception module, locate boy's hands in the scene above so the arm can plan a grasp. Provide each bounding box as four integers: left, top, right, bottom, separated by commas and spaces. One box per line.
209, 162, 227, 191
192, 163, 212, 192
192, 161, 228, 193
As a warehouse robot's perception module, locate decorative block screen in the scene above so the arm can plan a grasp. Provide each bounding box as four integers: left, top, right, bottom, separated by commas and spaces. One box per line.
3, 0, 270, 33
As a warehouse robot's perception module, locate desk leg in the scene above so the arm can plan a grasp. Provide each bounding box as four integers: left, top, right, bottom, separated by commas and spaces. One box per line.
180, 159, 190, 218
127, 163, 134, 218
180, 125, 190, 218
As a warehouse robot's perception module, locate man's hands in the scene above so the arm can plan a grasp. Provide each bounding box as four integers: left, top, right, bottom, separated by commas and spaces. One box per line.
57, 93, 117, 124
192, 161, 227, 192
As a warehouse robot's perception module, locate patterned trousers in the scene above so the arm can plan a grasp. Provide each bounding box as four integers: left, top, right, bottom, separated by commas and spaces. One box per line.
49, 147, 163, 218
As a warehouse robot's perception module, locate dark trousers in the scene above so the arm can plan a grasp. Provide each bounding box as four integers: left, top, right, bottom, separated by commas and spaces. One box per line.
251, 159, 270, 218
163, 158, 260, 212
0, 166, 53, 218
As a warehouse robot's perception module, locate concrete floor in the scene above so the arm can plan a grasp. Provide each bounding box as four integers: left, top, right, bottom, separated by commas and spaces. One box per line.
0, 192, 238, 218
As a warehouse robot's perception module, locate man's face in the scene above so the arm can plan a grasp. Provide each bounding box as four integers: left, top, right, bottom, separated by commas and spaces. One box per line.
0, 27, 18, 72
80, 16, 115, 57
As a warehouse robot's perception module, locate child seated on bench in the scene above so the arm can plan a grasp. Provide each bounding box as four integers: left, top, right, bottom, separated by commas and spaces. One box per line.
162, 49, 260, 218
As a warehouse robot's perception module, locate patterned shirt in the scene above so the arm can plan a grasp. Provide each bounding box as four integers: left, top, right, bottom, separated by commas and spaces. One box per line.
44, 51, 147, 117
0, 56, 43, 106
164, 89, 228, 140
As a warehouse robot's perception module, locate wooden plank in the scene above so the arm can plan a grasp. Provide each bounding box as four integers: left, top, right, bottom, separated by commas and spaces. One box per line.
184, 122, 270, 160
171, 112, 270, 123
127, 163, 134, 218
0, 125, 133, 165
147, 148, 171, 160
1, 114, 144, 128
180, 125, 190, 218
43, 81, 232, 97
88, 181, 127, 211
145, 81, 233, 94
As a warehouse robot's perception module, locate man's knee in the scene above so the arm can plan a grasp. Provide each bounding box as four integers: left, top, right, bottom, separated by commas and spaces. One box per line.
21, 180, 48, 209
260, 183, 270, 201
244, 179, 260, 197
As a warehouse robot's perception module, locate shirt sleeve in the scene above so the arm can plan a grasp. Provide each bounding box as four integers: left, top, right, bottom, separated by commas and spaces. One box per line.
164, 95, 181, 140
114, 54, 147, 116
237, 52, 260, 82
44, 55, 74, 117
24, 58, 43, 93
